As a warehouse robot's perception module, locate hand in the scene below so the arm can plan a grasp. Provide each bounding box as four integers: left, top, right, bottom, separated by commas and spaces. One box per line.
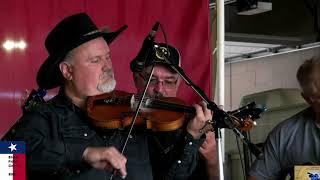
187, 101, 213, 139
199, 131, 217, 164
82, 146, 127, 178
199, 131, 219, 180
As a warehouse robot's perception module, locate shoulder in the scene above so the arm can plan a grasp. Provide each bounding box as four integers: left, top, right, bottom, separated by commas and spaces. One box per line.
269, 107, 313, 137
6, 95, 66, 135
262, 107, 313, 152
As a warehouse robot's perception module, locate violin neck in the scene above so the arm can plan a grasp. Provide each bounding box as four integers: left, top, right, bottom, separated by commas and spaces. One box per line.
144, 99, 196, 114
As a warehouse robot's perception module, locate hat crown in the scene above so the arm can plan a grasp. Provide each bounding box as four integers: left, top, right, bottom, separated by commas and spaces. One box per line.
45, 13, 98, 56
152, 43, 180, 66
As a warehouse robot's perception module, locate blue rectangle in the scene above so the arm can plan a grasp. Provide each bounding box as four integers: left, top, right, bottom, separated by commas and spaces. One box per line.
0, 141, 25, 154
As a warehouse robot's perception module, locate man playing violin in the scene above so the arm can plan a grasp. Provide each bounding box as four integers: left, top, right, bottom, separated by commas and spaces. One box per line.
3, 13, 213, 180
248, 58, 320, 179
131, 43, 219, 180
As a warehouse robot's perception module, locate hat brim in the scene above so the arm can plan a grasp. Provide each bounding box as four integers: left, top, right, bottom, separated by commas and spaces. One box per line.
37, 25, 127, 90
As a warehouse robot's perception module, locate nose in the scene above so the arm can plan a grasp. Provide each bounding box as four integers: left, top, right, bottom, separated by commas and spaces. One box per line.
102, 59, 113, 71
153, 82, 165, 94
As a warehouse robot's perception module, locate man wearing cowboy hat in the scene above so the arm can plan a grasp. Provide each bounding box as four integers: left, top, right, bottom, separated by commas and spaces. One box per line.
3, 13, 212, 180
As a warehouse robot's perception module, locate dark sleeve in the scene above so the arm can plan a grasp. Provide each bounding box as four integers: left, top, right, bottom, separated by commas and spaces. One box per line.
188, 157, 208, 180
2, 108, 87, 176
149, 129, 205, 180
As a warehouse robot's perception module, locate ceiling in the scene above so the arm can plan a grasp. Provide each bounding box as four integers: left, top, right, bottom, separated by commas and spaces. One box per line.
209, 0, 320, 63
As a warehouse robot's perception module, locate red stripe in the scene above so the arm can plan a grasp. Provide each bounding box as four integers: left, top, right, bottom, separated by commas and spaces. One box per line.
13, 154, 25, 180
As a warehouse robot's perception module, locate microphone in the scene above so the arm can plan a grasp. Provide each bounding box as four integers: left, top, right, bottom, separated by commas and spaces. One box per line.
149, 22, 160, 39
130, 22, 160, 72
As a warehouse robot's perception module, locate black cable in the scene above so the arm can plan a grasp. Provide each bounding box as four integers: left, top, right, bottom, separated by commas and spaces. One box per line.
236, 134, 247, 180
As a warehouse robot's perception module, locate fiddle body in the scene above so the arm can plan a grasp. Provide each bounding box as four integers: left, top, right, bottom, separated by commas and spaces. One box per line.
87, 90, 188, 131
87, 90, 264, 132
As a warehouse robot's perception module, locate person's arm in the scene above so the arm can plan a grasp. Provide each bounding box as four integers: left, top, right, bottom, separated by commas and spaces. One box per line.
82, 146, 127, 178
248, 127, 282, 179
4, 109, 127, 178
164, 101, 212, 179
3, 111, 71, 175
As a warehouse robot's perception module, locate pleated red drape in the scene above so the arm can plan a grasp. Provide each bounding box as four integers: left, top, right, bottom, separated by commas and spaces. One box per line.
0, 0, 211, 137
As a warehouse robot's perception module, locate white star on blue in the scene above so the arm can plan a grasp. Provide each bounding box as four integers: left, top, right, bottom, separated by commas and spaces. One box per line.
8, 143, 17, 152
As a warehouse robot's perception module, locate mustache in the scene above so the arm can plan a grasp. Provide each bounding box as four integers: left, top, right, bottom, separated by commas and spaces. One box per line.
152, 92, 164, 98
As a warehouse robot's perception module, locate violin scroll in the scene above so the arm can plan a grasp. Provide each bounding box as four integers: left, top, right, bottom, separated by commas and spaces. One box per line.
200, 102, 265, 133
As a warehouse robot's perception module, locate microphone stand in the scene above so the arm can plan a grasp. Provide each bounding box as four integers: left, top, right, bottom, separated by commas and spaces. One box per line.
154, 45, 262, 180
154, 45, 228, 180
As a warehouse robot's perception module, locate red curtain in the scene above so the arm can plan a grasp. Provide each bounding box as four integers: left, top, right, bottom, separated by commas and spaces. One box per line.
0, 0, 211, 137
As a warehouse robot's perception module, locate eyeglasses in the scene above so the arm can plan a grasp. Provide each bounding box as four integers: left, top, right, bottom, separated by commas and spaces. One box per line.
138, 73, 178, 89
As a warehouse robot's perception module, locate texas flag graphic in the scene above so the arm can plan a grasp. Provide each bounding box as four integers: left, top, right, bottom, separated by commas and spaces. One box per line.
0, 141, 25, 180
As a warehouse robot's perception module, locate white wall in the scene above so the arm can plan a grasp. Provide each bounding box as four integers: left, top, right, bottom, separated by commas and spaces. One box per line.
224, 47, 320, 111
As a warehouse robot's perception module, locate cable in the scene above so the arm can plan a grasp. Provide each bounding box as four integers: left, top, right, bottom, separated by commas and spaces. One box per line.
236, 134, 247, 180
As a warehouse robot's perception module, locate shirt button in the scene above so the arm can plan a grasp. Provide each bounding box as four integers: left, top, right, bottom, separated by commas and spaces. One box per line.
129, 135, 133, 139
177, 160, 181, 164
84, 133, 88, 137
76, 170, 81, 174
188, 142, 193, 145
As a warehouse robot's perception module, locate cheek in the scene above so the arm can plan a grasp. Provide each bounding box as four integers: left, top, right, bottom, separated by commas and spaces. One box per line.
166, 88, 178, 97
73, 68, 100, 88
146, 88, 155, 96
77, 70, 99, 82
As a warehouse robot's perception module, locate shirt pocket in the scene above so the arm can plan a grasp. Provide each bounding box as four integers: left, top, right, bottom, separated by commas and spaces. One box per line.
61, 126, 96, 144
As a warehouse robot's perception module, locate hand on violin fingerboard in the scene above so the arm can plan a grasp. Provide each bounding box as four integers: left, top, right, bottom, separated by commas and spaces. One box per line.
187, 101, 213, 139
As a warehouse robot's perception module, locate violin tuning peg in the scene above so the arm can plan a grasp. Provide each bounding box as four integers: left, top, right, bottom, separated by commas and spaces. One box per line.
253, 121, 257, 126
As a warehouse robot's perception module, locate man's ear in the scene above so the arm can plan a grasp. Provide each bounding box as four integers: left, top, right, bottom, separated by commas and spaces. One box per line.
59, 62, 73, 81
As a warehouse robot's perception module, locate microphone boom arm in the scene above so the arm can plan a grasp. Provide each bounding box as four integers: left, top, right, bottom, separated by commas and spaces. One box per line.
154, 47, 263, 157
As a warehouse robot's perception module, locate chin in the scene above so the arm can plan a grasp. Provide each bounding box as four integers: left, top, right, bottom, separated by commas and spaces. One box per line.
98, 79, 116, 93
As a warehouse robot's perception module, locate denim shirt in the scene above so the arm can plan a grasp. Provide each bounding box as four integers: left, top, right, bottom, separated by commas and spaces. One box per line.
3, 91, 204, 180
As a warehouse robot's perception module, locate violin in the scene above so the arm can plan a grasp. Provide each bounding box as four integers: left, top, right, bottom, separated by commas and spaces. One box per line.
86, 90, 264, 132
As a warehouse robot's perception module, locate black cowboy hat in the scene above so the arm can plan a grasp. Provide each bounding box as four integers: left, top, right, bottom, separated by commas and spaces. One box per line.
130, 43, 181, 72
36, 13, 127, 90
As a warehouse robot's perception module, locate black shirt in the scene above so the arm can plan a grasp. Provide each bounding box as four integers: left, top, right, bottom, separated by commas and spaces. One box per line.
3, 90, 204, 180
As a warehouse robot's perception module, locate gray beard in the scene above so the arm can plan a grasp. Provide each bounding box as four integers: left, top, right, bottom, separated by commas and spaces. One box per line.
97, 69, 116, 93
98, 78, 116, 93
